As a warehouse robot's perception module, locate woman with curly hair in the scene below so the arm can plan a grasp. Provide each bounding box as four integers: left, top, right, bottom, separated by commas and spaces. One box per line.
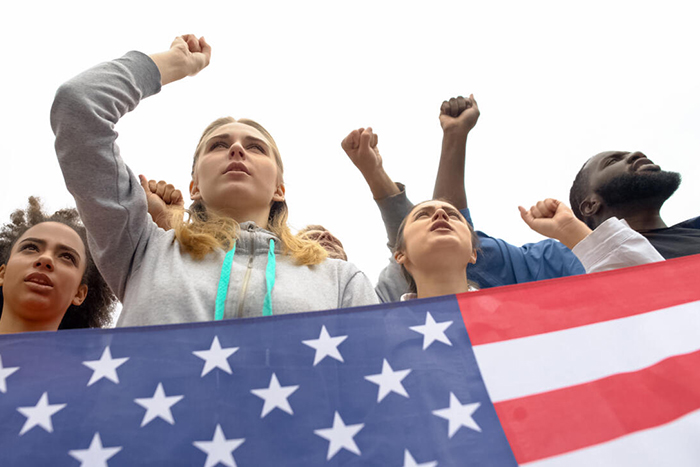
0, 197, 116, 333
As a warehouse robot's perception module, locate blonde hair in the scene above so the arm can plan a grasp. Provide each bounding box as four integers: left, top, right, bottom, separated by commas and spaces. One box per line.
170, 117, 327, 265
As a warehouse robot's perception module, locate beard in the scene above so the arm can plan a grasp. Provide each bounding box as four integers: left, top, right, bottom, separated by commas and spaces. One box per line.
596, 170, 681, 207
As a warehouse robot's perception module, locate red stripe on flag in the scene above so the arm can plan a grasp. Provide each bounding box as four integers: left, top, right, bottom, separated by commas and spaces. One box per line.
459, 254, 700, 346
494, 348, 700, 464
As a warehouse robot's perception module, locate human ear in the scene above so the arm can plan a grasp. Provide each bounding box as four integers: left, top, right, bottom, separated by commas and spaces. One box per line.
71, 284, 88, 306
580, 194, 602, 218
0, 264, 5, 287
394, 250, 406, 265
272, 183, 286, 203
189, 179, 202, 201
469, 250, 477, 264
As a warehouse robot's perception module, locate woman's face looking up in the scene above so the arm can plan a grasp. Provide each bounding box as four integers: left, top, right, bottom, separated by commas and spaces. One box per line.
190, 122, 285, 218
396, 201, 477, 273
0, 222, 88, 323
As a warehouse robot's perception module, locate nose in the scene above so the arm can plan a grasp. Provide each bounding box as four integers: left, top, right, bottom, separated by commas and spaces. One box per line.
627, 151, 646, 164
34, 255, 54, 271
432, 208, 449, 221
229, 142, 246, 160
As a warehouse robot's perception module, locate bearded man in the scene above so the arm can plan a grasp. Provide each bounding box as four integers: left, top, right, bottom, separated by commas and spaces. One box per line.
569, 151, 700, 259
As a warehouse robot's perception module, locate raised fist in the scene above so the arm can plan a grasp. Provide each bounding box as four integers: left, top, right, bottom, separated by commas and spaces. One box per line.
519, 198, 592, 249
439, 94, 480, 136
341, 127, 382, 176
139, 175, 184, 230
149, 34, 211, 86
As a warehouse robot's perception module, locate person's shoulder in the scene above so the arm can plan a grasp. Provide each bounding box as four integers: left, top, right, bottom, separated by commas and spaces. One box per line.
672, 216, 700, 229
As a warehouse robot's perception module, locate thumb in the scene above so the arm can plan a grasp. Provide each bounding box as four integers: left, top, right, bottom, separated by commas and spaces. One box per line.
518, 206, 535, 228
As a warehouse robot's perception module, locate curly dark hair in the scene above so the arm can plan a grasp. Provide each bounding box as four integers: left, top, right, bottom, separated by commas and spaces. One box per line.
0, 197, 116, 329
394, 200, 481, 294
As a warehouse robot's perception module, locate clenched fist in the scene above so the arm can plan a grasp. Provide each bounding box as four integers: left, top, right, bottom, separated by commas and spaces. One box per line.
149, 34, 212, 86
139, 175, 184, 230
439, 94, 480, 137
341, 127, 382, 177
519, 198, 592, 249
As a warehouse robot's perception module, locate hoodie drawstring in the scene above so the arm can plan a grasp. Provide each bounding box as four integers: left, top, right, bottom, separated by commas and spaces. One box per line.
214, 239, 276, 321
262, 239, 276, 317
214, 243, 236, 321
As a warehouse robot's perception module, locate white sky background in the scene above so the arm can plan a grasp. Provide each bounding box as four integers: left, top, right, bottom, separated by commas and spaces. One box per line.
1, 1, 699, 286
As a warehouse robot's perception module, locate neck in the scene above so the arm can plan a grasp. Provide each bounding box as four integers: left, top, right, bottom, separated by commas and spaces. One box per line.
0, 306, 62, 334
412, 266, 471, 299
599, 202, 667, 231
211, 205, 271, 230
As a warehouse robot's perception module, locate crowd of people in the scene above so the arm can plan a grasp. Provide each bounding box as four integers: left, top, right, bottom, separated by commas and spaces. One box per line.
1, 34, 698, 334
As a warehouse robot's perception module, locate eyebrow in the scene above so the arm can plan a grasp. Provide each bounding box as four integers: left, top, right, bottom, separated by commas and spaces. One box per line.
413, 205, 463, 218
599, 151, 626, 167
19, 237, 83, 261
205, 133, 269, 150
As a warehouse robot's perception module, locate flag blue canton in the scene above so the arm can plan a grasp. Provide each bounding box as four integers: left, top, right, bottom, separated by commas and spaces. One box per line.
0, 296, 517, 466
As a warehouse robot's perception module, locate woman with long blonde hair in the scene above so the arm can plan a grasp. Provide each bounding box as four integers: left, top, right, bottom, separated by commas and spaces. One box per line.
51, 34, 378, 326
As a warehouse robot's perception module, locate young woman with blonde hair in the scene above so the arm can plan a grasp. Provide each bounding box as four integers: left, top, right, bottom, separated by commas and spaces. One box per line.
51, 35, 378, 326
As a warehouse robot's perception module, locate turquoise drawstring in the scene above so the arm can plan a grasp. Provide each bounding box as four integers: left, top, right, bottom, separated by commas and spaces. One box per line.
214, 238, 277, 320
262, 239, 276, 317
214, 244, 236, 321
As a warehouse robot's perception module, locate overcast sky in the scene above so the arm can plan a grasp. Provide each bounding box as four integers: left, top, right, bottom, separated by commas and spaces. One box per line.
2, 1, 698, 285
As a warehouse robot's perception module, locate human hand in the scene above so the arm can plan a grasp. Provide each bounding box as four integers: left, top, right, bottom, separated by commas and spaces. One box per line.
139, 175, 184, 230
341, 127, 382, 177
149, 34, 212, 86
518, 198, 592, 249
439, 94, 480, 137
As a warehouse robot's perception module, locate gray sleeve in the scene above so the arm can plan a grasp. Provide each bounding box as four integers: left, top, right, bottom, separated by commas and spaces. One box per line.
340, 270, 381, 308
375, 257, 410, 303
373, 183, 414, 303
51, 51, 162, 300
374, 183, 414, 250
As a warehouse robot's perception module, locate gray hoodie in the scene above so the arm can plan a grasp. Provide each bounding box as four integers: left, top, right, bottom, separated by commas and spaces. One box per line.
51, 51, 379, 326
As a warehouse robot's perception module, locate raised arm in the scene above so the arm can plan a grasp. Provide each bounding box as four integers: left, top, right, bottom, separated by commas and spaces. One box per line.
51, 35, 210, 298
341, 127, 400, 200
519, 198, 664, 273
432, 95, 480, 210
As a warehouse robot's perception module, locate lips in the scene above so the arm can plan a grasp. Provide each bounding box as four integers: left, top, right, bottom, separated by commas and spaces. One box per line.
632, 157, 659, 172
223, 161, 251, 175
430, 220, 454, 232
24, 272, 54, 288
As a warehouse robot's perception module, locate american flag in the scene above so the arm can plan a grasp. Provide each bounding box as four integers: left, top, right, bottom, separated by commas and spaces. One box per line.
1, 255, 698, 466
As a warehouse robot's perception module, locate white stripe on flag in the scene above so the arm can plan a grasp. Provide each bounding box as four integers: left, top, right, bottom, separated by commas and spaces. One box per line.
523, 408, 700, 466
474, 300, 700, 402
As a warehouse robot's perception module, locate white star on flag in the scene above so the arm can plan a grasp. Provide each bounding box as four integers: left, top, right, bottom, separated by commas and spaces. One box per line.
193, 424, 245, 467
82, 346, 129, 386
68, 432, 122, 467
314, 411, 365, 460
302, 325, 348, 366
17, 391, 67, 435
410, 312, 453, 350
432, 392, 481, 438
250, 373, 299, 418
403, 449, 438, 467
364, 359, 412, 402
0, 355, 19, 393
192, 336, 239, 377
134, 382, 184, 427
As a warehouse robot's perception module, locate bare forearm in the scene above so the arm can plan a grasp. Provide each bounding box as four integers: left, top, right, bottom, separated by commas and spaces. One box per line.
363, 167, 400, 200
433, 129, 468, 210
